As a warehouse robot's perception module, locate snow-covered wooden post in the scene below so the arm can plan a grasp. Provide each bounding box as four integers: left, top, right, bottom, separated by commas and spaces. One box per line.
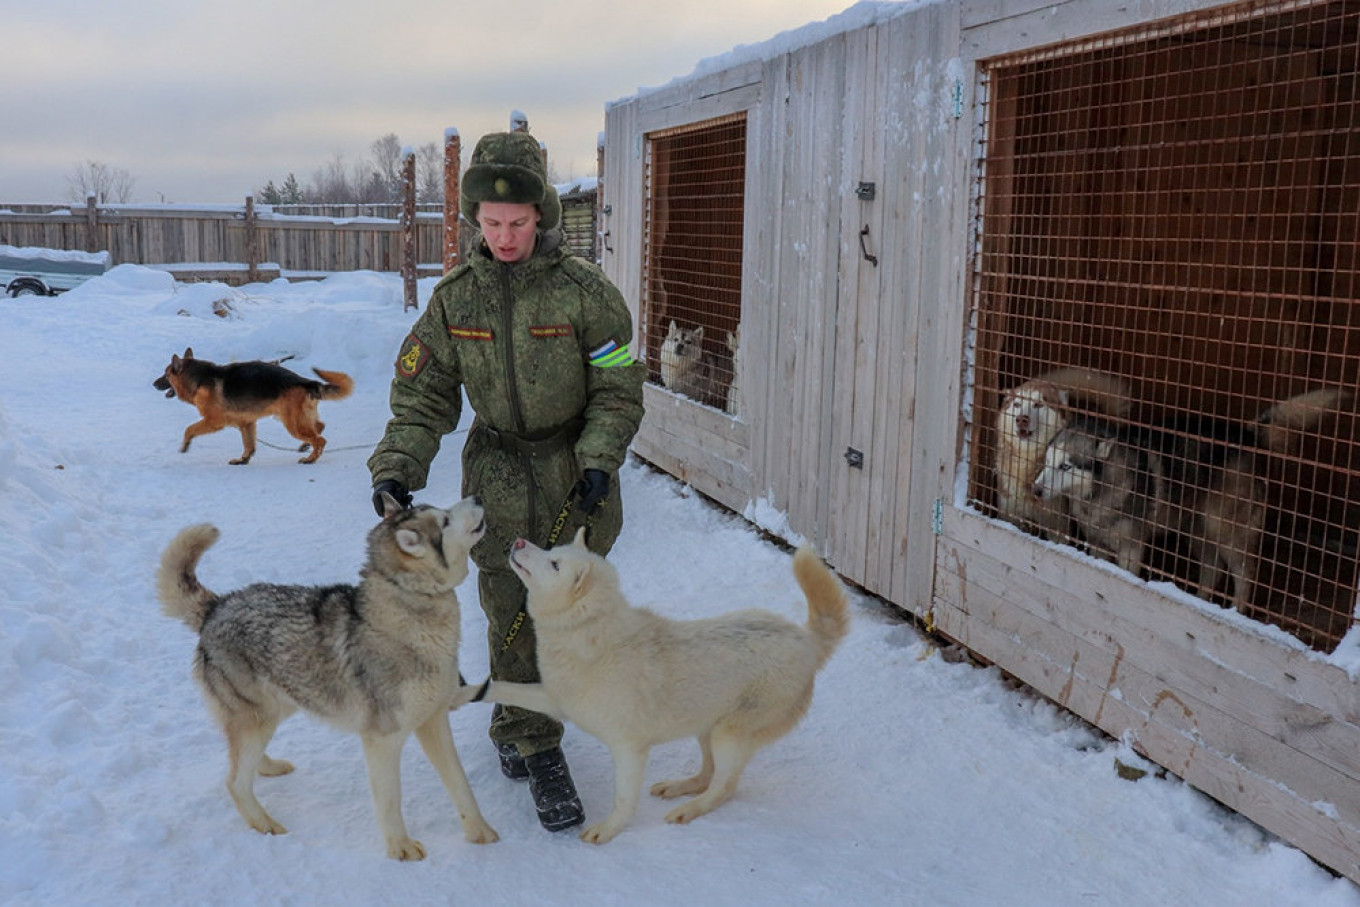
508, 111, 547, 175
244, 196, 260, 284
443, 128, 461, 272
400, 148, 417, 311
84, 193, 98, 253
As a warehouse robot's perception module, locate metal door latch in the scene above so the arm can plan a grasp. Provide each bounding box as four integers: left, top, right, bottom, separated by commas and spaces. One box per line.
859, 226, 878, 267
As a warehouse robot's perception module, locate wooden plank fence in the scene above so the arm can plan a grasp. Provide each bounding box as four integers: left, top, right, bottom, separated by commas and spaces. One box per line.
0, 192, 600, 284
0, 198, 446, 279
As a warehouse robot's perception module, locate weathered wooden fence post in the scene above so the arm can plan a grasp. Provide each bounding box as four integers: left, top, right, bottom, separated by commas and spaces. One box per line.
244, 196, 260, 283
400, 148, 417, 311
443, 128, 461, 273
84, 194, 98, 253
596, 134, 605, 264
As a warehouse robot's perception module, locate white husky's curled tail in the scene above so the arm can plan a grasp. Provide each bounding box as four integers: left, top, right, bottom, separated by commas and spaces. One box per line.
792, 545, 849, 668
157, 524, 221, 632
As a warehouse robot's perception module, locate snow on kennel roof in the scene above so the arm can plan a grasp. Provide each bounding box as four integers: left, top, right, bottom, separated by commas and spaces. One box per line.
612, 0, 927, 106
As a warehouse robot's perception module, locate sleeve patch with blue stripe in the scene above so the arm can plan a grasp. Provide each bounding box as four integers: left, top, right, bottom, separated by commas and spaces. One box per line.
588, 339, 633, 368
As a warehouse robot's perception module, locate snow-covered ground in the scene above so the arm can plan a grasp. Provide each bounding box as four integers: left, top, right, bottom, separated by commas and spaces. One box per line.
1, 267, 1355, 905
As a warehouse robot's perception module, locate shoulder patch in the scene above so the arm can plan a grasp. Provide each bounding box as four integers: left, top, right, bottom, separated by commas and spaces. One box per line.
397, 334, 430, 377
588, 338, 634, 368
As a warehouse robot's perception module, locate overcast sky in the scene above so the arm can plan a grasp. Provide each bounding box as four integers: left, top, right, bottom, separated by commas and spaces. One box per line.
3, 0, 862, 205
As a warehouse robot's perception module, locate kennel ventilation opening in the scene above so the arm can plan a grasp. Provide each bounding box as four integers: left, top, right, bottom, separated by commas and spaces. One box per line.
642, 114, 747, 410
968, 0, 1360, 651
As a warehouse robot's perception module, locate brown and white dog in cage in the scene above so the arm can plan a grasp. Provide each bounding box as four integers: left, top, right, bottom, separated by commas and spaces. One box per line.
1032, 387, 1351, 613
994, 367, 1133, 537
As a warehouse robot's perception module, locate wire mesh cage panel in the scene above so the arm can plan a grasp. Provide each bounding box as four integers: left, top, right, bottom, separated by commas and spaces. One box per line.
969, 0, 1360, 651
642, 114, 746, 415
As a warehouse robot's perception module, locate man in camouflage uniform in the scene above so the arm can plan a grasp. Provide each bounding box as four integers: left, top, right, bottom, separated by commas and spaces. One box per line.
368, 131, 645, 832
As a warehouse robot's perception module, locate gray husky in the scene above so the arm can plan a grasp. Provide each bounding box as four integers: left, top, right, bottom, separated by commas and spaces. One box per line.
157, 494, 498, 860
660, 320, 722, 405
1033, 388, 1349, 612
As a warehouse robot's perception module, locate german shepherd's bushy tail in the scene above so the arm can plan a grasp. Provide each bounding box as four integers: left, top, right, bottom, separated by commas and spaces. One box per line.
157, 524, 221, 632
792, 545, 850, 668
1256, 388, 1352, 453
311, 368, 355, 401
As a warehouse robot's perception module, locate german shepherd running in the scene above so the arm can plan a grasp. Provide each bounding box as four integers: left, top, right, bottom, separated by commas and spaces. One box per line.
153, 347, 353, 464
157, 494, 498, 860
1033, 388, 1350, 612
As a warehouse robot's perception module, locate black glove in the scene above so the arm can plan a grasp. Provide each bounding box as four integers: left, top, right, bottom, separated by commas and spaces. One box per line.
574, 469, 609, 514
372, 479, 412, 517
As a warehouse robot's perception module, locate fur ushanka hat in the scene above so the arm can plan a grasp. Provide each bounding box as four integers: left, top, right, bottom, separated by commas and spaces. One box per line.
461, 131, 561, 231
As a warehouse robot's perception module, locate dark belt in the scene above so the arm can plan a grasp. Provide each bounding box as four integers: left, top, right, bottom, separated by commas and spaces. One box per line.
474, 418, 582, 458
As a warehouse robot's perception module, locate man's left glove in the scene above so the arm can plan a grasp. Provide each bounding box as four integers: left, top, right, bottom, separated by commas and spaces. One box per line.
372, 479, 412, 517
573, 469, 610, 514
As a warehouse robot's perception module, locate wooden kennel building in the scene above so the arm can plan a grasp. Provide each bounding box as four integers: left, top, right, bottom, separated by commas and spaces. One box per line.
601, 0, 1360, 882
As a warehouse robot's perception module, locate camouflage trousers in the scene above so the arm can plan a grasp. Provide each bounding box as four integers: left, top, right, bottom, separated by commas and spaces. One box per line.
462, 425, 623, 757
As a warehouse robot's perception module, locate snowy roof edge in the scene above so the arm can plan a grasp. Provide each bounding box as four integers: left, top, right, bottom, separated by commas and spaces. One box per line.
605, 0, 926, 110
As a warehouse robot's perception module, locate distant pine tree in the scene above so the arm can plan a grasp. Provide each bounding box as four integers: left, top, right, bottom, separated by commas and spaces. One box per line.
280, 173, 304, 204
257, 174, 305, 206
257, 180, 283, 205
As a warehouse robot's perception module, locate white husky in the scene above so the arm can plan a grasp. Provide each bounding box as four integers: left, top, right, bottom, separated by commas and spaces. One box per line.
479, 530, 849, 844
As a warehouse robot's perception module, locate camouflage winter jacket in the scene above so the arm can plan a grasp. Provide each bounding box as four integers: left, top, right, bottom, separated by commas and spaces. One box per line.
368, 231, 645, 493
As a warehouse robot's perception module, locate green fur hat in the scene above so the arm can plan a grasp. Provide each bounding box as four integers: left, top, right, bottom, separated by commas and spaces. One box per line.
461, 131, 561, 231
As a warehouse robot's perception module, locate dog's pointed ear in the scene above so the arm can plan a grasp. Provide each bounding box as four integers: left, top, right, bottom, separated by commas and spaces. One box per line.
395, 527, 427, 557
571, 559, 593, 597
379, 491, 406, 521
183, 347, 193, 359
693, 325, 704, 342
1096, 439, 1116, 459
571, 525, 589, 549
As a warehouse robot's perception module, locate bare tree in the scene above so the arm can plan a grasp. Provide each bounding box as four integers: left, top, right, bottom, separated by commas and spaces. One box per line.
369, 133, 404, 203
66, 160, 136, 204
416, 142, 442, 203
290, 134, 448, 204
307, 152, 371, 204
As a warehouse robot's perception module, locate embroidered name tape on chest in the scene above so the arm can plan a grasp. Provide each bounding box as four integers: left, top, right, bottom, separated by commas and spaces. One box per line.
529, 325, 574, 339
448, 326, 494, 341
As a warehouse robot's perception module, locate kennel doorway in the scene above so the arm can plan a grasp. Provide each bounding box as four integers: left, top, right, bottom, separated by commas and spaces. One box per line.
641, 114, 746, 411
967, 0, 1360, 651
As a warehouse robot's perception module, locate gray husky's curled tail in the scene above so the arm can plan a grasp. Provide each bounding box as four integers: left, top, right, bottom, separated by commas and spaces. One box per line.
1255, 388, 1353, 453
157, 524, 221, 633
791, 545, 850, 668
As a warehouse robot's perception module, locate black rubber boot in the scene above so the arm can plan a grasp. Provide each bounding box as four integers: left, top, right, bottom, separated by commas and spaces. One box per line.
524, 746, 585, 832
496, 742, 529, 781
